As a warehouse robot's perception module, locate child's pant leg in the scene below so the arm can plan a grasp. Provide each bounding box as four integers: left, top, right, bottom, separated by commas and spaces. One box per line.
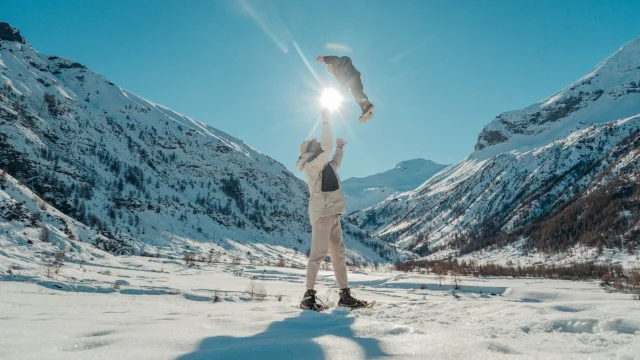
349, 76, 368, 105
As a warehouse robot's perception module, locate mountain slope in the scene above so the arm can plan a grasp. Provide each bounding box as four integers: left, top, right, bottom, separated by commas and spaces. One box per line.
342, 159, 447, 213
347, 36, 640, 263
0, 22, 394, 263
476, 37, 640, 154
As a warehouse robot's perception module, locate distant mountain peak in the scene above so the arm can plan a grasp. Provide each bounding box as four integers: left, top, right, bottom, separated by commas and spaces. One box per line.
475, 35, 640, 153
395, 158, 436, 169
0, 22, 25, 43
343, 159, 447, 213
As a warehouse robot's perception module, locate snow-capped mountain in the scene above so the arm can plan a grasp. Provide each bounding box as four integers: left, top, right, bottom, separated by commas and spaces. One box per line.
0, 22, 394, 263
476, 36, 640, 154
342, 159, 447, 214
348, 36, 640, 262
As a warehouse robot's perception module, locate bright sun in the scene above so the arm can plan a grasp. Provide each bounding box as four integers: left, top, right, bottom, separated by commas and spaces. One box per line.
320, 88, 343, 111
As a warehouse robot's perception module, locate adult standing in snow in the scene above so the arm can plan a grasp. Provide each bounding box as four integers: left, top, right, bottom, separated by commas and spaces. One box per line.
296, 109, 368, 311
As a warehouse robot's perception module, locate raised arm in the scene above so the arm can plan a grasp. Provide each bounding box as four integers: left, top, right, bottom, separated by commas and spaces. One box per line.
306, 110, 333, 175
321, 55, 340, 65
332, 138, 346, 170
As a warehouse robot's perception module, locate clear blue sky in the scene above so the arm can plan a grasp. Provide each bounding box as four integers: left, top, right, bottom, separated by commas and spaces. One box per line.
4, 0, 640, 179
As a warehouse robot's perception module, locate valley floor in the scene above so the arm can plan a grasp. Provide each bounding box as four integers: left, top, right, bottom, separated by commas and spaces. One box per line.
1, 256, 640, 360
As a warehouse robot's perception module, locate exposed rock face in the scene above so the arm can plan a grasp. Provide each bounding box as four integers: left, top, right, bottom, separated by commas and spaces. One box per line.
475, 37, 640, 152
0, 22, 24, 43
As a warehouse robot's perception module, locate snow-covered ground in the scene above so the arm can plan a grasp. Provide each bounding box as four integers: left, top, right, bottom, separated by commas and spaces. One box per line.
2, 254, 640, 360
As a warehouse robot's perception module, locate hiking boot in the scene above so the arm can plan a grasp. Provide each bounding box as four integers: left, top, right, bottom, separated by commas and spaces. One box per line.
338, 288, 368, 308
300, 289, 326, 311
360, 101, 375, 116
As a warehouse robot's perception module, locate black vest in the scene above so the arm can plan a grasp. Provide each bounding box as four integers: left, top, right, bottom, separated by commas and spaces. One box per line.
321, 164, 340, 192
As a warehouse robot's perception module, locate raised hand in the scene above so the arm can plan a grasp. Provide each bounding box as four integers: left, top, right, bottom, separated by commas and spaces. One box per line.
322, 108, 331, 121
337, 138, 347, 149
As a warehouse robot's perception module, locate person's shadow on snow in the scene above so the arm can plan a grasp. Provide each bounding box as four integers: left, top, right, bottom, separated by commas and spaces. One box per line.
175, 309, 389, 360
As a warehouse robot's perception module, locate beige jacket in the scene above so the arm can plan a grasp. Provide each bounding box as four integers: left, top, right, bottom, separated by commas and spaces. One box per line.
296, 120, 346, 225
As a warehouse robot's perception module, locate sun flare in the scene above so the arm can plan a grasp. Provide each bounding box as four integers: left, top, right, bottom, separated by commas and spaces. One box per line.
320, 88, 343, 111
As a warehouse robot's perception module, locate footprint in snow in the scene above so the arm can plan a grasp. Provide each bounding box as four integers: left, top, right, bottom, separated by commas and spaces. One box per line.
487, 342, 520, 354
84, 330, 116, 337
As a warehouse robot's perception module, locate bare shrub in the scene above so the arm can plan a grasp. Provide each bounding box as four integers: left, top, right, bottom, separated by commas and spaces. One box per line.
39, 226, 50, 242
434, 266, 446, 286
246, 281, 267, 301
183, 252, 196, 267
277, 255, 286, 268
321, 257, 331, 270
255, 284, 267, 300
628, 269, 640, 300
44, 250, 65, 278
395, 259, 411, 272
53, 250, 64, 274
44, 262, 55, 278
614, 278, 625, 292
451, 272, 462, 290
397, 258, 623, 281
246, 282, 256, 300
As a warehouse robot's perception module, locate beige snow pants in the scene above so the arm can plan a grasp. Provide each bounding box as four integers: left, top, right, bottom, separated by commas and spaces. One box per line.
306, 215, 348, 290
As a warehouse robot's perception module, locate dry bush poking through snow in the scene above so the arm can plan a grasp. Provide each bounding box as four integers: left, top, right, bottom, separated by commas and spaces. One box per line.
183, 253, 196, 267
39, 226, 50, 242
451, 272, 462, 290
246, 281, 267, 301
255, 284, 267, 300
44, 250, 65, 278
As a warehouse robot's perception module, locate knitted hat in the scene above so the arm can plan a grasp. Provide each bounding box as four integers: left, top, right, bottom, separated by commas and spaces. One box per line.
300, 139, 313, 154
